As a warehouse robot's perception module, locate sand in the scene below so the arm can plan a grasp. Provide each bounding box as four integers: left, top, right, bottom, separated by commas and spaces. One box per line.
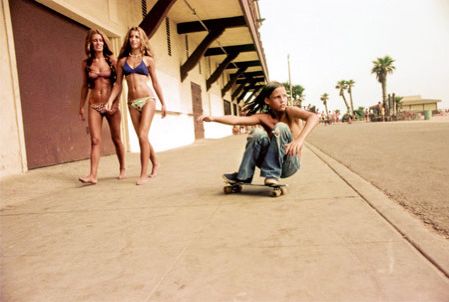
307, 116, 449, 238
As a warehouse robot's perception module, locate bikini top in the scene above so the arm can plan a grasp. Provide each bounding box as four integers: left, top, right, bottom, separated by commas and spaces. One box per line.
123, 60, 149, 76
85, 58, 116, 89
88, 70, 112, 80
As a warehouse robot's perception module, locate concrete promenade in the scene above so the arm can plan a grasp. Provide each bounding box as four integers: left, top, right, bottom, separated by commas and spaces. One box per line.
1, 135, 449, 302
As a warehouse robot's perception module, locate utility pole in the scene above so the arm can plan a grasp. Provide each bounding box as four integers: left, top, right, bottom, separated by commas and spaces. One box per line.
287, 54, 293, 106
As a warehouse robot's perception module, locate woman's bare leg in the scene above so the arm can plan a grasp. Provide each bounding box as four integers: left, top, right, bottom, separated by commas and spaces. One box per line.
106, 110, 126, 179
129, 101, 156, 185
79, 108, 103, 184
137, 101, 156, 184
149, 142, 159, 177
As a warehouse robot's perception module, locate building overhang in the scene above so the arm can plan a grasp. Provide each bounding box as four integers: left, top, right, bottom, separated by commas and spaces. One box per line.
140, 0, 268, 95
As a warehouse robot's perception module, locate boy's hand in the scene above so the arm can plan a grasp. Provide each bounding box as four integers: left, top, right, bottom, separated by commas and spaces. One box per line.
285, 139, 303, 156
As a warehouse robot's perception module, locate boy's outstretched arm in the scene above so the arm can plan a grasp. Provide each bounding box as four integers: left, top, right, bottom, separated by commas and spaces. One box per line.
197, 114, 261, 126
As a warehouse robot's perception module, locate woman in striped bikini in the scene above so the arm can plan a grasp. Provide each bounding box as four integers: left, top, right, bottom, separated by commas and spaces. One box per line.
79, 28, 126, 184
106, 27, 167, 185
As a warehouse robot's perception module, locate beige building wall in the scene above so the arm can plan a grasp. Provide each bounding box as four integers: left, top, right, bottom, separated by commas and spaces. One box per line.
1, 0, 27, 178
0, 0, 135, 179
1, 0, 235, 177
404, 103, 437, 112
127, 12, 233, 152
37, 0, 131, 37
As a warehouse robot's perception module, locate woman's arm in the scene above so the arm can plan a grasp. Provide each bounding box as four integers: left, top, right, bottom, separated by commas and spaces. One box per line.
105, 57, 124, 111
79, 61, 89, 120
146, 56, 167, 118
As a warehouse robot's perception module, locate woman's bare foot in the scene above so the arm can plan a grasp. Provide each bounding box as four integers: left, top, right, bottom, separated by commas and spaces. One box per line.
150, 163, 159, 178
136, 176, 151, 185
78, 176, 97, 185
117, 169, 126, 180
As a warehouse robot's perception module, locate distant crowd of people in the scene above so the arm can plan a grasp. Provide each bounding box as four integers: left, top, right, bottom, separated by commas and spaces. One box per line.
317, 102, 387, 125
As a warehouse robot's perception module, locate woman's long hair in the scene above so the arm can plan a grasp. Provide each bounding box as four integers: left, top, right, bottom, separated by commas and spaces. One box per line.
243, 81, 284, 116
84, 29, 116, 88
118, 27, 153, 59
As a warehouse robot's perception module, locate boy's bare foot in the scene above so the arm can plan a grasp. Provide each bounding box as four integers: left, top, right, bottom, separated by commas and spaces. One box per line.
117, 169, 126, 180
136, 176, 151, 185
78, 176, 97, 185
150, 163, 159, 178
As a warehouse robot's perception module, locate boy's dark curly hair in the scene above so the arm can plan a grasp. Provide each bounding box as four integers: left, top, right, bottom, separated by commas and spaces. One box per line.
243, 81, 284, 116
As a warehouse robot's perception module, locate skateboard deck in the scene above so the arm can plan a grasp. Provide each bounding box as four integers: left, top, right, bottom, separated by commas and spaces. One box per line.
223, 180, 288, 197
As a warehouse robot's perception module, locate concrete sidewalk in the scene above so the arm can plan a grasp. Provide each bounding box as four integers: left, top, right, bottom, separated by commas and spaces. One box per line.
1, 135, 449, 302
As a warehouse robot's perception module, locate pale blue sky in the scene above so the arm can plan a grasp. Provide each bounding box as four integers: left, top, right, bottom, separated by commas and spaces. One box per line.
258, 0, 449, 112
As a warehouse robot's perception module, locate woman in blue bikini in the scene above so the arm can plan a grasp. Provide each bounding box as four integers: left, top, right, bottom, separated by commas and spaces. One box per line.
79, 29, 126, 184
106, 27, 167, 185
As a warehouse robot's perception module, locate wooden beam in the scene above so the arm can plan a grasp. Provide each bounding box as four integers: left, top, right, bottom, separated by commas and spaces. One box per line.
204, 44, 255, 56
177, 16, 246, 34
180, 28, 225, 81
235, 78, 259, 101
239, 0, 269, 78
139, 0, 178, 39
232, 83, 246, 99
225, 60, 261, 69
236, 76, 264, 84
222, 67, 247, 96
232, 70, 265, 78
246, 85, 263, 102
237, 85, 252, 102
206, 52, 239, 90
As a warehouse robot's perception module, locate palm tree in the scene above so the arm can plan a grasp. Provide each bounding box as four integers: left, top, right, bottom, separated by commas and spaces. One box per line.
345, 80, 355, 116
282, 82, 305, 104
320, 93, 329, 118
394, 96, 403, 116
293, 95, 304, 108
335, 80, 350, 114
371, 55, 396, 116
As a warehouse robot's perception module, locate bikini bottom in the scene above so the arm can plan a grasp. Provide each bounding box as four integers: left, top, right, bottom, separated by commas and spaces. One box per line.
128, 96, 155, 112
90, 103, 107, 115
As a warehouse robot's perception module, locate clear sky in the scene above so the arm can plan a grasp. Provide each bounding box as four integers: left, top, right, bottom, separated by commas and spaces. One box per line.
258, 0, 449, 113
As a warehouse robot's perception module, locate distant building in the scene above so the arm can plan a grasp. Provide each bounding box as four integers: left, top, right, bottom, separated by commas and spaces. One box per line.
399, 95, 441, 112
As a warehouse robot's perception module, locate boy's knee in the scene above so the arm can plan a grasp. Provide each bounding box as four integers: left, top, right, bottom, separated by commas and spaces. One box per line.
248, 128, 267, 142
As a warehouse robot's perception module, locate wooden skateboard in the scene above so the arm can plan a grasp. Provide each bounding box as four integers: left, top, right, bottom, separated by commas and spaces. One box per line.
223, 180, 288, 197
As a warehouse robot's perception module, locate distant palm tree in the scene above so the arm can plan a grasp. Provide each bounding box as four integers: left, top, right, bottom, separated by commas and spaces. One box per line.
320, 93, 329, 118
371, 55, 396, 116
282, 82, 305, 106
345, 80, 355, 116
394, 96, 403, 115
335, 80, 350, 114
294, 95, 304, 108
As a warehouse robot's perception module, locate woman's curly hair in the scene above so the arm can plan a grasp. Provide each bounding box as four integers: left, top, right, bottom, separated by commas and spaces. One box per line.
84, 29, 116, 88
118, 27, 154, 59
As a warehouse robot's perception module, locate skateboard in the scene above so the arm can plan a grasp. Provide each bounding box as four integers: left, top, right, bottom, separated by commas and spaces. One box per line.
223, 180, 288, 197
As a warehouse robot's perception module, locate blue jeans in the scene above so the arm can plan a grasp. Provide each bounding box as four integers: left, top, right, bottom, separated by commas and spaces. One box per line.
237, 123, 300, 181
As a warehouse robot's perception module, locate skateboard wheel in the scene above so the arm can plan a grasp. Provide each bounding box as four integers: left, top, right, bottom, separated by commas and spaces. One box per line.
272, 189, 282, 197
224, 186, 233, 194
232, 185, 242, 193
280, 187, 288, 195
